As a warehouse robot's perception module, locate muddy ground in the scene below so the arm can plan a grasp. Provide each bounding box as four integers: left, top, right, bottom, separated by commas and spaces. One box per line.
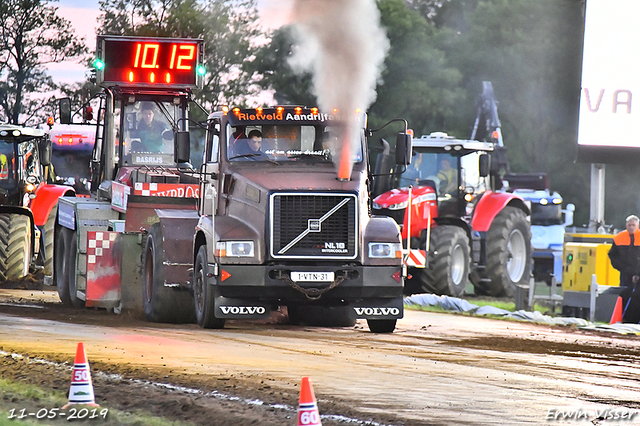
1, 275, 640, 425
0, 276, 398, 426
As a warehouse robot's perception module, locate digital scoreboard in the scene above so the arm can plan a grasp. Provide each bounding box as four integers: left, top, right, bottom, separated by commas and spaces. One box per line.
95, 36, 205, 89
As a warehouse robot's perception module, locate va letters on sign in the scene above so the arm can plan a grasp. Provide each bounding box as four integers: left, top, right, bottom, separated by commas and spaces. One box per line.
578, 87, 640, 148
582, 88, 632, 113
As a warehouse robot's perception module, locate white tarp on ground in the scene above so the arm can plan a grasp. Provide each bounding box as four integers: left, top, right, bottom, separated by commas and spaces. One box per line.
404, 294, 640, 334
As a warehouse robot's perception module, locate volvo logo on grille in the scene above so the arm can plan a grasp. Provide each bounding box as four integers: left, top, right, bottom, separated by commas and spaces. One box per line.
308, 219, 321, 232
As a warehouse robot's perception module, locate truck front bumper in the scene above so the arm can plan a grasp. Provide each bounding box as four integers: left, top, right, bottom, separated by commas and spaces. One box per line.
209, 264, 404, 320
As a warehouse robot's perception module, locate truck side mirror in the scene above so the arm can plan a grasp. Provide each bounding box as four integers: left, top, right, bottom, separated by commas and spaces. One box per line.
395, 132, 412, 165
175, 131, 190, 164
479, 154, 490, 177
59, 98, 72, 124
39, 137, 52, 167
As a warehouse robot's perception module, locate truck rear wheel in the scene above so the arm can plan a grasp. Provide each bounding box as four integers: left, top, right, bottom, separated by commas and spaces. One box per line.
417, 225, 470, 297
484, 206, 532, 297
55, 227, 84, 308
367, 319, 397, 333
42, 205, 56, 277
142, 224, 196, 324
0, 213, 31, 281
193, 245, 225, 329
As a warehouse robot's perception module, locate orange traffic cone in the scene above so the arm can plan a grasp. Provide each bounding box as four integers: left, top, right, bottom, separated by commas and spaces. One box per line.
610, 296, 624, 324
62, 343, 99, 409
297, 377, 321, 426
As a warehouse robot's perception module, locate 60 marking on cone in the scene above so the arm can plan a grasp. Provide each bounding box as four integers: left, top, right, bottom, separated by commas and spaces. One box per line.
298, 377, 321, 426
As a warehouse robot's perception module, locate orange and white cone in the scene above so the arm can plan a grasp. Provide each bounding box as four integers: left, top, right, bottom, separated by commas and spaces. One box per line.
610, 296, 624, 324
297, 376, 321, 426
62, 342, 99, 409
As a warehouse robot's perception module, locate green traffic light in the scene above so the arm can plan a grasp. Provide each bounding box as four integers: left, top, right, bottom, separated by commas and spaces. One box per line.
197, 65, 206, 76
93, 58, 105, 71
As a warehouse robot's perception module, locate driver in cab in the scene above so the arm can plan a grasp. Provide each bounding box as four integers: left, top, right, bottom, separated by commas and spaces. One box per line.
130, 102, 170, 153
436, 157, 457, 194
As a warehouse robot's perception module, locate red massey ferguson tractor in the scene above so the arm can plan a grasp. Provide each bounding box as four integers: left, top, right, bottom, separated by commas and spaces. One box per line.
0, 124, 75, 282
371, 131, 531, 298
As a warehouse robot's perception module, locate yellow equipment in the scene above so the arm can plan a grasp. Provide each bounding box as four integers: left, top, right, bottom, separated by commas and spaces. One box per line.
562, 242, 619, 291
561, 233, 622, 321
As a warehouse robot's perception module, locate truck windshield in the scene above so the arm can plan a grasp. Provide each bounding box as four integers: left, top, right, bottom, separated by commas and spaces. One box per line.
119, 100, 205, 168
227, 124, 362, 163
530, 203, 563, 226
395, 151, 458, 196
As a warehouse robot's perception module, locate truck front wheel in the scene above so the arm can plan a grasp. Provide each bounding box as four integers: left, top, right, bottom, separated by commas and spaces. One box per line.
367, 319, 397, 333
193, 245, 225, 329
420, 225, 470, 297
484, 206, 532, 297
0, 213, 31, 281
142, 224, 195, 324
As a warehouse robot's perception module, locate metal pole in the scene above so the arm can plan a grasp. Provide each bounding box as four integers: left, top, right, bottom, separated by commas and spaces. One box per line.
589, 163, 605, 232
589, 274, 598, 322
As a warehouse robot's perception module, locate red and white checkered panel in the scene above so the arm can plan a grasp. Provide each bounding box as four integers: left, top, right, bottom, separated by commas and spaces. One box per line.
133, 182, 200, 198
85, 231, 121, 308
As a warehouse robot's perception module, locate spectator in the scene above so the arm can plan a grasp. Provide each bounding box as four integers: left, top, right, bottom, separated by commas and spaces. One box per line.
608, 214, 640, 323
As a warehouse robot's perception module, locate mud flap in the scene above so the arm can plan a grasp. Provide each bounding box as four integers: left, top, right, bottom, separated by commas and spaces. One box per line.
351, 298, 404, 320
214, 296, 272, 319
85, 231, 120, 308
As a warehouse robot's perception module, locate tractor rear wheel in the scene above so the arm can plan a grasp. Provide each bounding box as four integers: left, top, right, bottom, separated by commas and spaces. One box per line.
193, 245, 225, 329
484, 206, 532, 297
0, 213, 31, 281
417, 225, 470, 297
142, 224, 196, 324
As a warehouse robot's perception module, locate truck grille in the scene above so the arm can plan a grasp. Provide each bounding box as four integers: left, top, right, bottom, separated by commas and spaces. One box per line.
270, 193, 358, 259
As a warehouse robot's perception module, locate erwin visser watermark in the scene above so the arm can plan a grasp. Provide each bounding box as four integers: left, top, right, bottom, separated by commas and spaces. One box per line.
547, 407, 639, 422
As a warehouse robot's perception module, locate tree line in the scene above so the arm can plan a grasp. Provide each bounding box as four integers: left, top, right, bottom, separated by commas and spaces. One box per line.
1, 0, 636, 227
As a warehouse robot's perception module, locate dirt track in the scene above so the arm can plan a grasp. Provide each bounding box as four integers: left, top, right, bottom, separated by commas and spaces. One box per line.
1, 287, 640, 426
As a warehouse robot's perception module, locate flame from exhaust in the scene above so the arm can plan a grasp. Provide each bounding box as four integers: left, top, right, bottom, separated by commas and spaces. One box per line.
288, 0, 389, 179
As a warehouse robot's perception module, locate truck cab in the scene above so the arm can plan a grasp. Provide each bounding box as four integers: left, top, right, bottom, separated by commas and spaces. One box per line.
192, 107, 405, 333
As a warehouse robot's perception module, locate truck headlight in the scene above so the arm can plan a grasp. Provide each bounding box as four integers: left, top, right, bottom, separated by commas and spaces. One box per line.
368, 242, 402, 258
387, 201, 408, 210
372, 201, 382, 209
216, 241, 254, 257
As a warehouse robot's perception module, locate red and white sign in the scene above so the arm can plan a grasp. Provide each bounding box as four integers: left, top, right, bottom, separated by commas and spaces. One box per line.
405, 249, 426, 268
111, 181, 130, 212
133, 182, 200, 198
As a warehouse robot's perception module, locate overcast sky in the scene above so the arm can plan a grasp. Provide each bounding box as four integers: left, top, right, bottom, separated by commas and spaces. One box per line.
51, 0, 293, 85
